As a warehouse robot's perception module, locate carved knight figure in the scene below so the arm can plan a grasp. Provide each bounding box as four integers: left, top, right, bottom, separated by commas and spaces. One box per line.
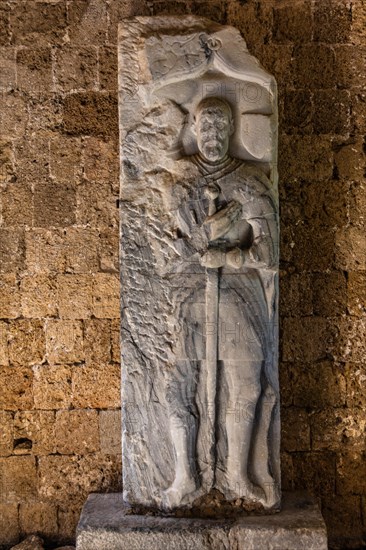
119, 17, 280, 515
164, 97, 279, 510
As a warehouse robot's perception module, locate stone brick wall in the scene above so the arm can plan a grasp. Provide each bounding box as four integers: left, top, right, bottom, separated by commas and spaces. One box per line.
0, 1, 364, 548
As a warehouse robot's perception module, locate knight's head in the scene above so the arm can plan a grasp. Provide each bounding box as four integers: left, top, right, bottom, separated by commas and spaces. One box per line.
193, 97, 234, 163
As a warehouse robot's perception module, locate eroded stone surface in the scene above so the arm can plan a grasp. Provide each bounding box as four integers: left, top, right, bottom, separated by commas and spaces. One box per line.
76, 492, 327, 550
119, 16, 279, 512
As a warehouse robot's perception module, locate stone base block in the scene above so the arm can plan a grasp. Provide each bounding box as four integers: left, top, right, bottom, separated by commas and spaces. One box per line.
76, 492, 328, 550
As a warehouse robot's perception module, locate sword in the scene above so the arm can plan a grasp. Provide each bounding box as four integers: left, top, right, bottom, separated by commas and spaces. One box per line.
204, 184, 220, 476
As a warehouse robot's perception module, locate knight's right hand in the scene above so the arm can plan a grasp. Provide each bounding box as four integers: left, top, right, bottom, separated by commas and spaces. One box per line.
204, 201, 242, 240
200, 249, 225, 268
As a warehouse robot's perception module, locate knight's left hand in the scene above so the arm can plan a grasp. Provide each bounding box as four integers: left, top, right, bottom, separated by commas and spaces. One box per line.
200, 248, 226, 268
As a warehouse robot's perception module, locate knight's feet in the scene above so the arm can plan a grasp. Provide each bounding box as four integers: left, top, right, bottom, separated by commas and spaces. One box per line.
162, 476, 197, 509
262, 476, 280, 508
226, 475, 265, 504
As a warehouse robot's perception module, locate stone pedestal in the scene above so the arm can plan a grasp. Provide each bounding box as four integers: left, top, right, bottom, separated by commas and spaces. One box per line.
76, 492, 328, 550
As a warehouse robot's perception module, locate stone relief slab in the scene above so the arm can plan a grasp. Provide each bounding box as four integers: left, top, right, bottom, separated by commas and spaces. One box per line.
118, 16, 279, 513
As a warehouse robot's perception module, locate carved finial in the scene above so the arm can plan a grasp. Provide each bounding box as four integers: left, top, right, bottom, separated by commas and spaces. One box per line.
205, 36, 222, 52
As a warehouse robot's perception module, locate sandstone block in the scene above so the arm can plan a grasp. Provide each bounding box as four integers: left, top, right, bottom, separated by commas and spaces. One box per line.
312, 272, 347, 316
110, 319, 120, 363
38, 453, 121, 503
0, 364, 33, 410
313, 90, 351, 135
8, 320, 45, 366
13, 411, 56, 456
98, 229, 119, 273
62, 93, 118, 137
49, 135, 82, 182
64, 228, 100, 274
0, 93, 27, 139
279, 273, 313, 317
349, 180, 366, 230
0, 320, 9, 366
2, 182, 33, 227
54, 46, 98, 92
92, 274, 120, 319
322, 495, 362, 542
0, 456, 37, 502
329, 317, 366, 363
19, 502, 58, 540
336, 451, 366, 495
153, 1, 218, 18
0, 274, 21, 318
0, 228, 25, 274
0, 138, 15, 184
55, 410, 99, 455
282, 317, 328, 362
16, 135, 49, 185
335, 45, 366, 89
72, 363, 120, 409
21, 275, 58, 318
26, 95, 63, 134
25, 228, 100, 275
0, 502, 19, 547
311, 407, 366, 452
278, 362, 293, 408
291, 361, 347, 408
25, 229, 67, 275
253, 44, 293, 88
83, 137, 119, 184
292, 451, 336, 496
281, 408, 310, 453
33, 364, 72, 410
84, 319, 111, 364
0, 6, 10, 47
350, 0, 366, 46
351, 91, 366, 133
0, 411, 13, 456
314, 0, 352, 43
99, 410, 121, 455
0, 46, 16, 92
184, 0, 226, 20
289, 223, 336, 272
46, 320, 84, 365
281, 90, 312, 134
273, 1, 312, 43
301, 179, 349, 229
280, 452, 293, 492
336, 227, 366, 269
226, 2, 272, 51
16, 47, 52, 95
58, 504, 84, 545
34, 181, 76, 228
292, 44, 336, 89
67, 0, 108, 46
334, 137, 365, 180
279, 135, 333, 183
345, 363, 366, 408
57, 275, 93, 319
98, 47, 118, 92
9, 1, 67, 46
106, 1, 150, 44
76, 180, 118, 229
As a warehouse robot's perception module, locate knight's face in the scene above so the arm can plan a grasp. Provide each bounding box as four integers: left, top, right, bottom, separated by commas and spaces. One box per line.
196, 105, 232, 162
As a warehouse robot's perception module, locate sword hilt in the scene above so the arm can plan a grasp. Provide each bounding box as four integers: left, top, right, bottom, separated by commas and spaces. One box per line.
204, 183, 219, 216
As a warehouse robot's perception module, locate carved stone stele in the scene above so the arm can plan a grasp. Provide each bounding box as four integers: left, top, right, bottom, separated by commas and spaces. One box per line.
118, 16, 280, 513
